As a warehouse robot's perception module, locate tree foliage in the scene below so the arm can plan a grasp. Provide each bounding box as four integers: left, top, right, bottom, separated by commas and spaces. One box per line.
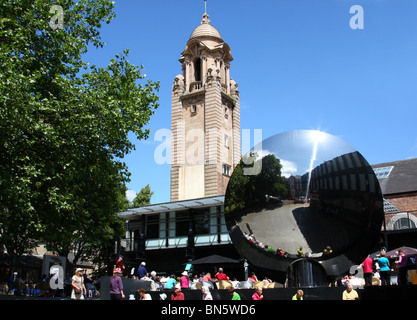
225, 153, 288, 225
132, 184, 154, 208
0, 0, 159, 267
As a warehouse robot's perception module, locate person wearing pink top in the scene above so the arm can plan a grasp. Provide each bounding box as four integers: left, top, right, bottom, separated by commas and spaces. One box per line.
361, 255, 373, 286
252, 287, 263, 300
180, 271, 190, 289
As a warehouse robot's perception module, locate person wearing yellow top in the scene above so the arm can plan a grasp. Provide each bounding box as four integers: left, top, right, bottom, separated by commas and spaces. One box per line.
342, 283, 359, 300
292, 290, 304, 300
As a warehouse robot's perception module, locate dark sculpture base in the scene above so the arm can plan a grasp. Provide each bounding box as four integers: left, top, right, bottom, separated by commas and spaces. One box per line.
286, 258, 329, 287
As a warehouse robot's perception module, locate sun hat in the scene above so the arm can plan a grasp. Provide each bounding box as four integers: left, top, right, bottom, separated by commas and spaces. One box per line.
113, 268, 122, 274
159, 293, 167, 300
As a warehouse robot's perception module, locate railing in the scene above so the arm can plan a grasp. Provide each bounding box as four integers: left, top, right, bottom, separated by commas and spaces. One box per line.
189, 81, 202, 92
221, 83, 227, 93
120, 233, 232, 251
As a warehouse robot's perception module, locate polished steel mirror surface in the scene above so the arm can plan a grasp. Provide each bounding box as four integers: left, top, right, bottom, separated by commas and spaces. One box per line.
225, 130, 384, 283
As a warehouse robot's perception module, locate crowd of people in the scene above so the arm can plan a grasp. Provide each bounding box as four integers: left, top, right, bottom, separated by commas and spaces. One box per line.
3, 248, 415, 300
3, 268, 101, 299
74, 248, 416, 301
241, 222, 333, 259
338, 249, 416, 289
109, 255, 280, 301
335, 249, 417, 300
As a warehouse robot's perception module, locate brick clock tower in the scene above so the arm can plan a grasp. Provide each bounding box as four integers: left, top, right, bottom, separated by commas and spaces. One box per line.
170, 10, 241, 201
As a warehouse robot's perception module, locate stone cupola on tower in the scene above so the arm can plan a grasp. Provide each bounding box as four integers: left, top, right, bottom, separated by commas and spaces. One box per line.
170, 10, 241, 201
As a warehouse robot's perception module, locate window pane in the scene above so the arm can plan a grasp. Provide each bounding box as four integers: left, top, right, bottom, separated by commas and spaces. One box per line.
194, 209, 210, 235
176, 211, 189, 237
373, 166, 394, 179
146, 215, 159, 239
393, 218, 416, 230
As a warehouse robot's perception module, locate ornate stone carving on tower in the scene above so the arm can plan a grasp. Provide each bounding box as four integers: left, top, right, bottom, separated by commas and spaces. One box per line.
171, 11, 241, 201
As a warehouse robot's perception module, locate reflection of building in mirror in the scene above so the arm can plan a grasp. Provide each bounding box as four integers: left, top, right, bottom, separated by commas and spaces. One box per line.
228, 150, 381, 258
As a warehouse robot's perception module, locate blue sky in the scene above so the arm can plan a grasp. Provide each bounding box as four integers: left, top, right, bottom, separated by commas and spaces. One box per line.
82, 0, 417, 204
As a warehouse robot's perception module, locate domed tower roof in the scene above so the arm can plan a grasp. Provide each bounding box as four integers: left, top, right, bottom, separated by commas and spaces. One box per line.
189, 13, 222, 42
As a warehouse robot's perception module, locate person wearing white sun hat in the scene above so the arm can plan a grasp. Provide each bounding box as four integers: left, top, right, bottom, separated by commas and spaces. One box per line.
71, 268, 86, 300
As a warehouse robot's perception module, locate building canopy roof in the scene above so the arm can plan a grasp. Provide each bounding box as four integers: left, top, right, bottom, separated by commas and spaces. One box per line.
118, 196, 225, 220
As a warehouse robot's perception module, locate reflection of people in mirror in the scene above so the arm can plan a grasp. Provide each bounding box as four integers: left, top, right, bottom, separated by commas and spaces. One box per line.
323, 246, 333, 256
276, 248, 285, 256
245, 222, 254, 237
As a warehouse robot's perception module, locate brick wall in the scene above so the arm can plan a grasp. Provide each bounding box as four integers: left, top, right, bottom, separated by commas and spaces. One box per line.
385, 192, 417, 212
383, 192, 417, 230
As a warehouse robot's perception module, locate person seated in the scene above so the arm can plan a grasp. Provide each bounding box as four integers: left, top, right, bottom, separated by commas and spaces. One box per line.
276, 248, 285, 256
342, 283, 359, 300
265, 245, 275, 253
247, 272, 258, 283
171, 285, 184, 300
164, 274, 177, 290
292, 290, 304, 300
229, 287, 241, 300
137, 288, 152, 300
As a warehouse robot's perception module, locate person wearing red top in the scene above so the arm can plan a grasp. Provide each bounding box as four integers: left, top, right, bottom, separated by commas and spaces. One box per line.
248, 272, 258, 283
171, 286, 185, 300
115, 255, 125, 274
252, 287, 263, 300
202, 272, 212, 282
214, 268, 229, 281
361, 255, 373, 286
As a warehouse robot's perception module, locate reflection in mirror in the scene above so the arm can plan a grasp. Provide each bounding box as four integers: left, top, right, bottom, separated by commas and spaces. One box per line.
225, 130, 383, 284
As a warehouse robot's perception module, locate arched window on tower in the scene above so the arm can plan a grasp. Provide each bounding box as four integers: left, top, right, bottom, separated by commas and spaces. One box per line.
194, 58, 202, 82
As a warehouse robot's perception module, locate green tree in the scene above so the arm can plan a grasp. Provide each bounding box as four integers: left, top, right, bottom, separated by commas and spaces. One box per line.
0, 0, 159, 269
132, 184, 154, 207
251, 154, 288, 200
225, 153, 288, 225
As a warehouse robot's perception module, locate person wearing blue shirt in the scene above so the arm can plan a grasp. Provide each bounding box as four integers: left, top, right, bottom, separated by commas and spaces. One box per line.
138, 262, 148, 279
377, 251, 391, 286
164, 274, 177, 290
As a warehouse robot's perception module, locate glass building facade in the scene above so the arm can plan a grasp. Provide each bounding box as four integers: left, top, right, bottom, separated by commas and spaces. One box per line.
118, 196, 231, 255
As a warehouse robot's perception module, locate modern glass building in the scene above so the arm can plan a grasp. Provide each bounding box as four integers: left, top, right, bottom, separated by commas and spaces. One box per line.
117, 196, 243, 276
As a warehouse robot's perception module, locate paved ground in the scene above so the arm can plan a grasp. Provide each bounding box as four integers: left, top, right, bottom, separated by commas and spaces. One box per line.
239, 201, 359, 256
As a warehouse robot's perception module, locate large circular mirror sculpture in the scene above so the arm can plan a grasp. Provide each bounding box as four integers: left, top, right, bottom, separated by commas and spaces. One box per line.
225, 130, 384, 286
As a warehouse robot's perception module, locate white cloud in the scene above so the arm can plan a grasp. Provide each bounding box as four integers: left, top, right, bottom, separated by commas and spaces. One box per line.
281, 159, 298, 178
257, 150, 298, 178
126, 189, 137, 202
258, 149, 273, 159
